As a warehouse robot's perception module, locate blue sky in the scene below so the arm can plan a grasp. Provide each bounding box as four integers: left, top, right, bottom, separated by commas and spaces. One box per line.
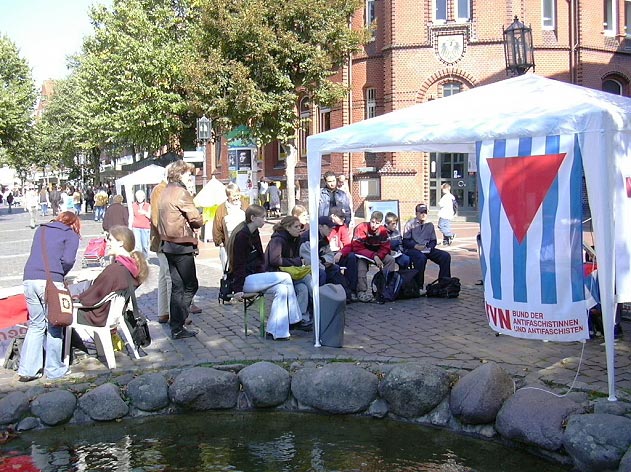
0, 0, 111, 87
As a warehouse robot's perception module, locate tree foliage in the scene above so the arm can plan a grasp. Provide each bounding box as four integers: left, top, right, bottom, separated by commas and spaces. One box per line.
75, 0, 195, 154
0, 35, 36, 168
185, 0, 366, 144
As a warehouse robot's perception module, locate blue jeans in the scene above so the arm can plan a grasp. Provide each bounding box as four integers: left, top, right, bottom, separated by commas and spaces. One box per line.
94, 206, 105, 221
438, 217, 453, 239
19, 280, 68, 379
293, 274, 313, 321
133, 228, 150, 258
40, 203, 48, 216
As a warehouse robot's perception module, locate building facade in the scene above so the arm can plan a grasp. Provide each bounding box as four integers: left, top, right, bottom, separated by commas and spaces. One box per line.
217, 0, 631, 219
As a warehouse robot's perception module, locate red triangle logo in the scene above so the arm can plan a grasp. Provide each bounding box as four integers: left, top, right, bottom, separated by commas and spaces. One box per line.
487, 153, 567, 244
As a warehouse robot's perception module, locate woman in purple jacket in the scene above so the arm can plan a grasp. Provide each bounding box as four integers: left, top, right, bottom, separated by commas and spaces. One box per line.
19, 212, 81, 382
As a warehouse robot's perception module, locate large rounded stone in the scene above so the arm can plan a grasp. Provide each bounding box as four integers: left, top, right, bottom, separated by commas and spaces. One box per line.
31, 390, 77, 426
291, 364, 378, 414
563, 413, 631, 472
127, 373, 169, 412
450, 362, 514, 424
0, 391, 29, 425
169, 367, 238, 410
495, 388, 583, 451
378, 363, 451, 418
238, 362, 290, 408
79, 383, 129, 421
619, 446, 631, 472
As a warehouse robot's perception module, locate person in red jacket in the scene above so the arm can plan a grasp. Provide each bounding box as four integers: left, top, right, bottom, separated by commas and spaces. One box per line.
341, 211, 395, 302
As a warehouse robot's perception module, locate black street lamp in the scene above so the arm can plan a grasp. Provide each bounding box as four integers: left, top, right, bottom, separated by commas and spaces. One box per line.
196, 115, 212, 185
503, 16, 535, 76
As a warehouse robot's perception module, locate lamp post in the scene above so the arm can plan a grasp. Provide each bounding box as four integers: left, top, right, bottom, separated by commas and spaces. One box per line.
503, 16, 535, 76
196, 115, 212, 186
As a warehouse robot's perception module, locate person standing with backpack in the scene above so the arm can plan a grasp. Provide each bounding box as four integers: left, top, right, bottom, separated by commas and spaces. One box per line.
438, 183, 457, 245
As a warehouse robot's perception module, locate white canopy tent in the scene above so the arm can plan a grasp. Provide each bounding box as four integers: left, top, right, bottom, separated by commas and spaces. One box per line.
115, 164, 166, 227
307, 74, 631, 400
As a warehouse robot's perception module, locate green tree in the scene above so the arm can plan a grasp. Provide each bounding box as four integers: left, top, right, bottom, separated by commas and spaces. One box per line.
185, 0, 366, 207
0, 35, 36, 168
75, 0, 195, 157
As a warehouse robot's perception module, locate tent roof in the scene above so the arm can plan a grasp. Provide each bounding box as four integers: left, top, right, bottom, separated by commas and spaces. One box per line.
115, 164, 166, 186
308, 74, 631, 155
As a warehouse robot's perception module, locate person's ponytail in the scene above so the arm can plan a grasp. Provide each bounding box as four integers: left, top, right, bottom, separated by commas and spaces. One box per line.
130, 251, 149, 284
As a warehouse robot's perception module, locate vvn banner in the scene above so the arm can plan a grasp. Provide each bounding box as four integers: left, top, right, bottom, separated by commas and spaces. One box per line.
477, 135, 589, 342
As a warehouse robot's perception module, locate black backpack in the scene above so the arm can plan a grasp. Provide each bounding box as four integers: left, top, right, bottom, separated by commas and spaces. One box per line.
397, 269, 421, 299
371, 269, 402, 304
426, 277, 461, 298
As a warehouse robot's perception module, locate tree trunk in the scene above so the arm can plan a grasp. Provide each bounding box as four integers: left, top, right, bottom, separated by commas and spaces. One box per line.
285, 143, 297, 213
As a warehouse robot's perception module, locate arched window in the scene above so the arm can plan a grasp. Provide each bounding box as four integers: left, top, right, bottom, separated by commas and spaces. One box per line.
441, 81, 462, 97
603, 78, 623, 95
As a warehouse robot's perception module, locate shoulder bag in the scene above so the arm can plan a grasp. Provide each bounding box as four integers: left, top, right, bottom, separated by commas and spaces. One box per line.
41, 227, 74, 327
124, 271, 151, 349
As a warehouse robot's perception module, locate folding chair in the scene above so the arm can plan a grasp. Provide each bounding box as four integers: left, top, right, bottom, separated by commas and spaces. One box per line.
63, 291, 141, 369
241, 292, 266, 337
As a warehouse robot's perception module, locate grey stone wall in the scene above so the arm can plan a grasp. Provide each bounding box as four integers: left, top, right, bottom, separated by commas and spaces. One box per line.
1, 360, 631, 472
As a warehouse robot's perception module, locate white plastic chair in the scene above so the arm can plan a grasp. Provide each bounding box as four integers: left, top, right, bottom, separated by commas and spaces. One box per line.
63, 291, 140, 369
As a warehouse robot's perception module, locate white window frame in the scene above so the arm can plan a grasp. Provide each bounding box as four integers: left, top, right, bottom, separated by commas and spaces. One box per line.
359, 178, 380, 198
442, 81, 462, 97
365, 88, 377, 119
625, 0, 631, 37
603, 78, 623, 95
542, 0, 556, 30
319, 107, 331, 133
455, 0, 470, 22
604, 0, 617, 36
366, 0, 376, 26
434, 0, 447, 23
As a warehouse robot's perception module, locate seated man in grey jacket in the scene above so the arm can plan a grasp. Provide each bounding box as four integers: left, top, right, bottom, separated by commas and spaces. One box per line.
402, 203, 451, 295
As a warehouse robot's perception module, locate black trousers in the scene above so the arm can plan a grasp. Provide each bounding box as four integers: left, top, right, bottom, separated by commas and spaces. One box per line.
406, 248, 451, 286
165, 252, 199, 332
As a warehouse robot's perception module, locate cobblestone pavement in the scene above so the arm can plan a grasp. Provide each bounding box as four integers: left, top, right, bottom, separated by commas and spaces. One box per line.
1, 206, 629, 400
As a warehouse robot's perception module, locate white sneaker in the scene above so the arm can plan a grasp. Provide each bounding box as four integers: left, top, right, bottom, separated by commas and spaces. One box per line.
357, 291, 373, 302
419, 289, 427, 296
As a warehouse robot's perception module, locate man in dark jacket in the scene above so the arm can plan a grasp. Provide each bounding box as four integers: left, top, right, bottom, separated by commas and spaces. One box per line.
402, 203, 451, 295
318, 171, 352, 226
102, 195, 129, 233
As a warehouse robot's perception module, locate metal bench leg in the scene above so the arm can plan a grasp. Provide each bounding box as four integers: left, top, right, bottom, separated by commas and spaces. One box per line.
258, 295, 266, 338
243, 299, 249, 336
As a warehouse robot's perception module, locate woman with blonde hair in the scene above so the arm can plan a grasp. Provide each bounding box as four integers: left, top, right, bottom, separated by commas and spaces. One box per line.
19, 211, 82, 382
75, 225, 148, 327
228, 205, 302, 340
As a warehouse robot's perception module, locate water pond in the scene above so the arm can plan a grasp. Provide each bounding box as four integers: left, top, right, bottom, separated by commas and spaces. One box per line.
0, 411, 571, 471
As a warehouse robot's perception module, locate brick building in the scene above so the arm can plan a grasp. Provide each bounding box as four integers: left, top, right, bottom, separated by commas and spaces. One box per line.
217, 0, 631, 219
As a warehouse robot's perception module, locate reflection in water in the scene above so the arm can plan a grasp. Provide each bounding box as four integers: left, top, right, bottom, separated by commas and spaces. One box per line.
1, 411, 571, 472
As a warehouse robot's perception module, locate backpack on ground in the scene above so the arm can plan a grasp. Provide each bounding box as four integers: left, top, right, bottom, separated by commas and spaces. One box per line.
397, 268, 421, 299
371, 269, 402, 304
426, 277, 461, 298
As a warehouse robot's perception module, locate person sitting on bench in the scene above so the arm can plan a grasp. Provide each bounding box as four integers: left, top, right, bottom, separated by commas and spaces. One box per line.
228, 205, 302, 340
402, 203, 451, 296
343, 210, 395, 303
